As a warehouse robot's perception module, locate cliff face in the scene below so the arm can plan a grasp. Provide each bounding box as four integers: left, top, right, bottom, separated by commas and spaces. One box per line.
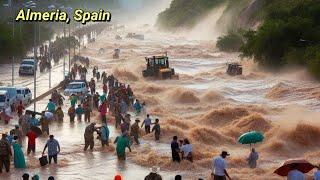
237, 0, 264, 29
156, 0, 263, 32
156, 0, 225, 30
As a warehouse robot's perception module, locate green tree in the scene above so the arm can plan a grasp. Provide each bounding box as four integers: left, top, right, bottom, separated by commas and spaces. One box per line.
216, 31, 244, 52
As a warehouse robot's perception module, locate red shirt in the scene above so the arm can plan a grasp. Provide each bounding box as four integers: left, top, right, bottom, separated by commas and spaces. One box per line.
17, 105, 25, 113
26, 131, 37, 145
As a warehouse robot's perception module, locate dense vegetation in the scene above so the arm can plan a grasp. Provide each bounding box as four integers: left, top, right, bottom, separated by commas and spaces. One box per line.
216, 31, 244, 52
157, 0, 225, 30
0, 22, 53, 62
240, 0, 320, 79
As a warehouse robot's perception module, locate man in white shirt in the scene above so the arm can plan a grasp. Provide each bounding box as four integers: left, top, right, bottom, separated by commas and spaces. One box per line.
181, 138, 193, 162
212, 151, 231, 180
314, 165, 320, 180
287, 163, 305, 180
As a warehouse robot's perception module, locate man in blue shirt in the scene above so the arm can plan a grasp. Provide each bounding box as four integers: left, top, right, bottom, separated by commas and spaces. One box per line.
42, 135, 60, 164
141, 114, 152, 134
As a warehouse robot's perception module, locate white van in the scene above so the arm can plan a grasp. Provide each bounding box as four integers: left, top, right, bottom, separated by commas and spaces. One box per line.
16, 87, 32, 105
0, 90, 10, 109
19, 58, 37, 75
0, 87, 17, 108
64, 81, 89, 96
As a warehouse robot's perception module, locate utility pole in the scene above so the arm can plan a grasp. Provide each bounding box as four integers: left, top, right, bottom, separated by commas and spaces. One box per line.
63, 23, 66, 78
10, 0, 15, 86
49, 41, 51, 89
69, 22, 71, 74
33, 22, 37, 111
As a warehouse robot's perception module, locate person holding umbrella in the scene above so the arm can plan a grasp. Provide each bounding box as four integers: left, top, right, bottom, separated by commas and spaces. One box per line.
274, 159, 315, 179
247, 148, 259, 168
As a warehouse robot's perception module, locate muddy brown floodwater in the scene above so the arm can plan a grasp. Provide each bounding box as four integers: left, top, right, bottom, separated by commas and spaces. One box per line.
1, 25, 320, 180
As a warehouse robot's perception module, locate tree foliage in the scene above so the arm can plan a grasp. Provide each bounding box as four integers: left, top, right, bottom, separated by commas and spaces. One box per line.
240, 0, 320, 78
0, 22, 53, 62
216, 31, 244, 52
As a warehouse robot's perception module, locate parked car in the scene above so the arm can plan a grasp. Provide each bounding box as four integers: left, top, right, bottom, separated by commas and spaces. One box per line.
19, 58, 37, 76
64, 81, 89, 96
0, 90, 10, 109
0, 87, 17, 108
16, 87, 32, 105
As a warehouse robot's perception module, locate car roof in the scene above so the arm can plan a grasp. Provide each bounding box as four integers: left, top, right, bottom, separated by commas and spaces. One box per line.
22, 58, 35, 62
0, 90, 7, 94
69, 82, 85, 85
15, 87, 29, 90
0, 86, 16, 90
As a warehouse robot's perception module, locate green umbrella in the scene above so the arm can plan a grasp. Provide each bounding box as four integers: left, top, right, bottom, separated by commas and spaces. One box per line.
238, 131, 264, 145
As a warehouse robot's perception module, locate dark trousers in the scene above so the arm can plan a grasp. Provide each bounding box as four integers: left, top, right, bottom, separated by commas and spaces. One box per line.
172, 153, 181, 163
101, 115, 106, 124
0, 155, 10, 173
49, 155, 58, 164
117, 153, 126, 160
145, 125, 151, 134
42, 127, 49, 135
155, 132, 160, 141
77, 114, 82, 121
115, 118, 121, 129
214, 175, 226, 180
133, 135, 140, 145
84, 137, 94, 151
70, 115, 75, 122
27, 144, 35, 154
84, 112, 90, 122
101, 140, 109, 147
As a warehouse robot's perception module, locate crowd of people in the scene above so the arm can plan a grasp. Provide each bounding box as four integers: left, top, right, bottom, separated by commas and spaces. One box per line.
2, 63, 320, 180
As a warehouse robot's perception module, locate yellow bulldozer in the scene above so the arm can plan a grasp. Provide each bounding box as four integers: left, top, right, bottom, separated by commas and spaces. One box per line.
142, 55, 178, 80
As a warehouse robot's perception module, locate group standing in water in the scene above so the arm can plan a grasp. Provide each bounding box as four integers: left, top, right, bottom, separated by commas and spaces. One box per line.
2, 62, 304, 180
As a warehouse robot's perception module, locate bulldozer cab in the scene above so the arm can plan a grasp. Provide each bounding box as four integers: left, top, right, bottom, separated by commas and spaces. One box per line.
226, 63, 243, 76
146, 56, 169, 71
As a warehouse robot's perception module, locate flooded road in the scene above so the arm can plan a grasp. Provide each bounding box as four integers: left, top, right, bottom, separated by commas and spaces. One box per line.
0, 24, 320, 180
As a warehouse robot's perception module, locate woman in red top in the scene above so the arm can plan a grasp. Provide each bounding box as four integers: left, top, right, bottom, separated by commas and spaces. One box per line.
26, 131, 37, 155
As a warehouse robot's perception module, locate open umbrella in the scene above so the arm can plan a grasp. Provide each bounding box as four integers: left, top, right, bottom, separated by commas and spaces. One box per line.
30, 126, 42, 137
274, 159, 315, 176
238, 131, 264, 145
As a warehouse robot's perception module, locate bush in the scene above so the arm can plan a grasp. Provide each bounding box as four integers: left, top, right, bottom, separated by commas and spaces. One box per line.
216, 32, 244, 52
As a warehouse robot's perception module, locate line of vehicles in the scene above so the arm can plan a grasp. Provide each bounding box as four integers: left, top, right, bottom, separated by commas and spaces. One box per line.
0, 87, 32, 110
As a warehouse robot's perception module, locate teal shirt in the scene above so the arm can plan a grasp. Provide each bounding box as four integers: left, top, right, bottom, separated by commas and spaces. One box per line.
116, 135, 130, 156
75, 107, 84, 115
100, 94, 106, 102
70, 97, 77, 107
47, 102, 56, 112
